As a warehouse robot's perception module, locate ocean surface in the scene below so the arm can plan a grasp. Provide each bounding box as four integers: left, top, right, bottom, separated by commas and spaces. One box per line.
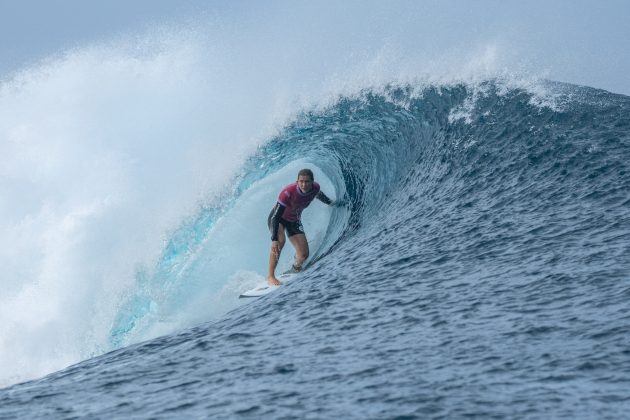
1, 80, 629, 418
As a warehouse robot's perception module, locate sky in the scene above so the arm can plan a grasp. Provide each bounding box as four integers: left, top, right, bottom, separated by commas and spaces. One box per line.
0, 0, 629, 95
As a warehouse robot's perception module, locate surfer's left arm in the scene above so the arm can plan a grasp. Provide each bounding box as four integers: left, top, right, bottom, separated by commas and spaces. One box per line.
316, 191, 333, 206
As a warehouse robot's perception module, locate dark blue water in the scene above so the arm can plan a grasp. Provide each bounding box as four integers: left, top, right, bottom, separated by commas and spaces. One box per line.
1, 81, 629, 418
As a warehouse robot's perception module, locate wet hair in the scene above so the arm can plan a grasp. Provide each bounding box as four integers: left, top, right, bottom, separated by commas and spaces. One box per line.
297, 168, 314, 181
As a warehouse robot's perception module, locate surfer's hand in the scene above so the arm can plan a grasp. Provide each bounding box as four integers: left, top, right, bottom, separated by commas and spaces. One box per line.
268, 277, 282, 286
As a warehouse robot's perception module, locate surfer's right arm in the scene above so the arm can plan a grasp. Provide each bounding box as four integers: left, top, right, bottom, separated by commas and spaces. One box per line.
269, 203, 286, 242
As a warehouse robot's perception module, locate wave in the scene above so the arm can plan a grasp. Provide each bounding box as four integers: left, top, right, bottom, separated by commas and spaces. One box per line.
112, 79, 630, 345
1, 23, 628, 388
1, 79, 628, 418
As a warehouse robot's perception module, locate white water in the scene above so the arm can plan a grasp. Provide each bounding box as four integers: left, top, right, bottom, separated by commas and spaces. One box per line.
0, 33, 298, 387
0, 27, 355, 386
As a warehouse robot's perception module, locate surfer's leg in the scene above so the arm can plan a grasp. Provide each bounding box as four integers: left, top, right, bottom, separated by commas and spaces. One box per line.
267, 224, 286, 285
288, 233, 309, 271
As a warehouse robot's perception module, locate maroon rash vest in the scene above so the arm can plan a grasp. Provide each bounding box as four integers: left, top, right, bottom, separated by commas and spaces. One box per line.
277, 181, 321, 222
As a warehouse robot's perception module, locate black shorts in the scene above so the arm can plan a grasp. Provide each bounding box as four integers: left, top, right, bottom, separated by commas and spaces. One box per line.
268, 210, 305, 237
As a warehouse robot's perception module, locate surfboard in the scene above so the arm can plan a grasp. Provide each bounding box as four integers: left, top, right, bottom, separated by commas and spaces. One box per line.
239, 273, 295, 298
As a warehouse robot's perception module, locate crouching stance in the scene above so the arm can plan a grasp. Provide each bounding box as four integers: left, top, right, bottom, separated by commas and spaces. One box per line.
267, 168, 334, 285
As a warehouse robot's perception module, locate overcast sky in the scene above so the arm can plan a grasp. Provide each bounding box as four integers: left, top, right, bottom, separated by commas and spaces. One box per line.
1, 0, 629, 95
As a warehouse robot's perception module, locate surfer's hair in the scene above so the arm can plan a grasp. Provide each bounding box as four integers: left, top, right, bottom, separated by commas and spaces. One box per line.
298, 168, 314, 181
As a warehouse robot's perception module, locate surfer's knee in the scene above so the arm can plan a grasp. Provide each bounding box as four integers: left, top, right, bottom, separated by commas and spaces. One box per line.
296, 248, 309, 261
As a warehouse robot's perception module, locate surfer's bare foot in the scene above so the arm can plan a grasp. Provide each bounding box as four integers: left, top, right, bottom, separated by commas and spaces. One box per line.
267, 277, 281, 286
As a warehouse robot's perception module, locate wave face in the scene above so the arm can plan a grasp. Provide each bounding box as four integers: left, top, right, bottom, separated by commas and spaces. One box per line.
1, 81, 629, 418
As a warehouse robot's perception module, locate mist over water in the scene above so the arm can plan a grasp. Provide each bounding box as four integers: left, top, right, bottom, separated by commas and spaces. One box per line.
0, 27, 291, 386
0, 1, 627, 391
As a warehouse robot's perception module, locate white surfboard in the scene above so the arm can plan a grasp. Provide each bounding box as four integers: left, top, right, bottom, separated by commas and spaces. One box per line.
239, 273, 295, 298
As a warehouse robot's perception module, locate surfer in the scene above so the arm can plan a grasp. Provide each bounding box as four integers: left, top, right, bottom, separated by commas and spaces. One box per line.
267, 168, 335, 285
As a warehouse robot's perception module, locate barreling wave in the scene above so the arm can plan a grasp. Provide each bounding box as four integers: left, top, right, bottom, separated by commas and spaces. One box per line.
111, 80, 630, 349
3, 78, 630, 418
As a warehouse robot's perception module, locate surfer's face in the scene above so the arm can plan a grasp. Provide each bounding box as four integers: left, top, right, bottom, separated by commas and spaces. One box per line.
297, 175, 313, 193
